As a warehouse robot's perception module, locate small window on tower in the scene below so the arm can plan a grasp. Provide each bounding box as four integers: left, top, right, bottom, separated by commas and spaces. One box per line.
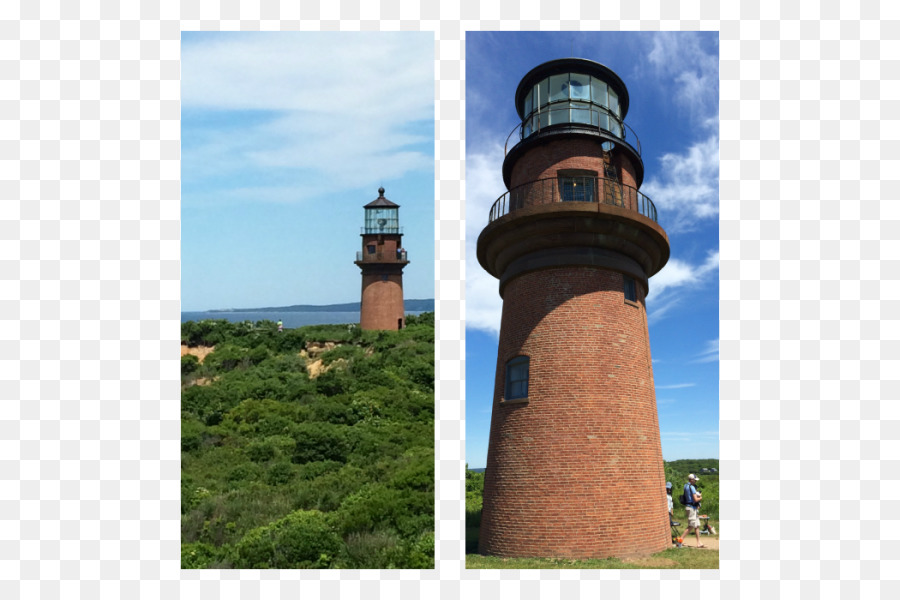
367, 244, 376, 254
505, 356, 530, 401
558, 170, 597, 203
624, 276, 637, 302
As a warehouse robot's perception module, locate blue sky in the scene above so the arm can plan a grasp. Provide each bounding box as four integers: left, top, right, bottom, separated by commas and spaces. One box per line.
465, 32, 720, 467
181, 32, 434, 311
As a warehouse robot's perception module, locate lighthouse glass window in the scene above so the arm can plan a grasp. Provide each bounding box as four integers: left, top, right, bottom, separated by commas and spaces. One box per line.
505, 356, 530, 400
365, 207, 399, 234
522, 72, 624, 139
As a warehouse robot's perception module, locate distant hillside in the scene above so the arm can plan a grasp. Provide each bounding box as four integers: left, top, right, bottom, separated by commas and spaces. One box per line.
209, 299, 435, 313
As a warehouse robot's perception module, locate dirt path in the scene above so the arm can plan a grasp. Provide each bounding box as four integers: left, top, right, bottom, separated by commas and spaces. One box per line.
675, 530, 719, 550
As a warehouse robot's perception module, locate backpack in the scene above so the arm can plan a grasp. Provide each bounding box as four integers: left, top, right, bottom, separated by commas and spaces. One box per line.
679, 484, 693, 506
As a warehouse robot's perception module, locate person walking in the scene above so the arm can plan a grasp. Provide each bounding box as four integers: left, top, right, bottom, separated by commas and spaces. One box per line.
683, 474, 704, 548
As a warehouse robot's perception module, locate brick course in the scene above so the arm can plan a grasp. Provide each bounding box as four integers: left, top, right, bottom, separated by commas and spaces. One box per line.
358, 232, 406, 331
509, 137, 638, 190
479, 267, 669, 558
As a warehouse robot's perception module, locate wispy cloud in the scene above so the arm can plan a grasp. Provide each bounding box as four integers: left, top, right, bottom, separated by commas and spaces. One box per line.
656, 383, 696, 390
181, 32, 433, 207
641, 135, 719, 234
647, 250, 718, 322
693, 339, 719, 364
645, 32, 719, 129
641, 32, 719, 234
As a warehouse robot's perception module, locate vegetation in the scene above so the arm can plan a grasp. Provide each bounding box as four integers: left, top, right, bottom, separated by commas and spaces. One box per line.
181, 314, 434, 569
664, 458, 719, 520
465, 459, 719, 569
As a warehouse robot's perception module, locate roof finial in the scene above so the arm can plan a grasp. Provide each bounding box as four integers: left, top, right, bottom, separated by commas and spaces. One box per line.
378, 186, 385, 197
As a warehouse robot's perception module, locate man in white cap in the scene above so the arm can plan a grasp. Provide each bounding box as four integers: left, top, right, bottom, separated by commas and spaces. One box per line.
683, 474, 704, 548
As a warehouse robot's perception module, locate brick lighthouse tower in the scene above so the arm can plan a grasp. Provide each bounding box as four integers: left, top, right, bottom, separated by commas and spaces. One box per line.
476, 58, 671, 558
355, 187, 408, 330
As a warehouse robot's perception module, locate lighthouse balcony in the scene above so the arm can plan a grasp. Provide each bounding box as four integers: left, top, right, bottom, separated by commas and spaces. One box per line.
361, 226, 404, 235
356, 250, 408, 263
488, 175, 658, 223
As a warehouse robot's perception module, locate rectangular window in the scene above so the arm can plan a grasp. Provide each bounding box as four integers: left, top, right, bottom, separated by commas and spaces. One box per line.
569, 73, 590, 100
571, 101, 591, 124
591, 77, 607, 106
624, 276, 637, 302
608, 88, 619, 116
549, 73, 569, 102
367, 244, 376, 254
505, 356, 529, 400
559, 176, 594, 203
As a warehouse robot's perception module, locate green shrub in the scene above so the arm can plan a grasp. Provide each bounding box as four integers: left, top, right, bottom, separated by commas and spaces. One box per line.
266, 462, 295, 486
181, 354, 200, 376
379, 530, 434, 569
246, 440, 276, 463
341, 530, 402, 569
233, 510, 341, 569
181, 541, 223, 569
292, 422, 350, 464
320, 344, 365, 365
298, 460, 343, 481
332, 483, 404, 536
227, 463, 261, 484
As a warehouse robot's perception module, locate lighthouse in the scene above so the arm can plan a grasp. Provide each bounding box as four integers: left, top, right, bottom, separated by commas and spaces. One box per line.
355, 187, 408, 331
476, 58, 671, 558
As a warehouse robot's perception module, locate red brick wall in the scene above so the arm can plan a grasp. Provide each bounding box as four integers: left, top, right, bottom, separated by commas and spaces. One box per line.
479, 266, 670, 558
361, 234, 403, 259
509, 138, 639, 190
360, 272, 404, 330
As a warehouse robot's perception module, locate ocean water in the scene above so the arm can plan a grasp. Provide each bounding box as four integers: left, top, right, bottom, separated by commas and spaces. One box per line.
181, 310, 425, 329
181, 311, 360, 328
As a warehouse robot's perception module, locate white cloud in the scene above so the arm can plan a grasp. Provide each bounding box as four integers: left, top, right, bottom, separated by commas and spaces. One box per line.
656, 383, 697, 390
651, 250, 719, 297
646, 32, 718, 128
647, 250, 718, 322
465, 147, 507, 336
641, 135, 719, 233
182, 33, 432, 119
693, 339, 719, 364
181, 33, 433, 206
640, 33, 720, 234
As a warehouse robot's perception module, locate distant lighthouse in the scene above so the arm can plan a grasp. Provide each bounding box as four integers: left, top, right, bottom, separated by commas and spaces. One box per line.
355, 187, 408, 330
476, 58, 671, 558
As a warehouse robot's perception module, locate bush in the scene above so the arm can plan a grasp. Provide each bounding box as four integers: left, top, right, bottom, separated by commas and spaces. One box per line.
298, 460, 343, 481
246, 440, 276, 463
266, 462, 295, 486
332, 483, 406, 536
181, 542, 224, 569
233, 510, 341, 569
181, 354, 200, 376
292, 423, 350, 464
341, 530, 402, 569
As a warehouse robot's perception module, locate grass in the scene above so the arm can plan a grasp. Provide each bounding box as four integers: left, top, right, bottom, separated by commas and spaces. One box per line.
465, 506, 720, 570
465, 547, 719, 570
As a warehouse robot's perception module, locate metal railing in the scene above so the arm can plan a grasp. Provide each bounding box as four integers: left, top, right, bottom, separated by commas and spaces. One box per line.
487, 176, 658, 223
361, 226, 404, 235
504, 104, 642, 157
356, 250, 408, 262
